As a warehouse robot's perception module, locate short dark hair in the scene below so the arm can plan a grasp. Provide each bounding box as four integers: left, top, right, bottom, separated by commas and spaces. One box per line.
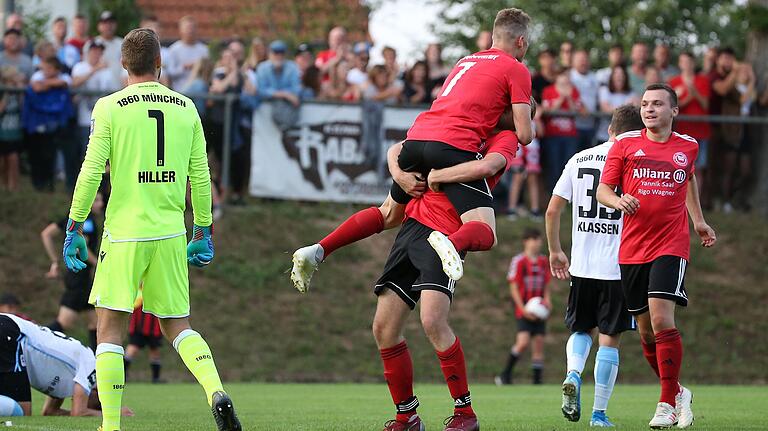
609, 104, 644, 136
679, 51, 695, 60
53, 16, 67, 24
0, 292, 20, 306
538, 48, 556, 58
645, 83, 678, 107
42, 56, 63, 71
493, 8, 531, 43
121, 28, 160, 76
717, 46, 735, 58
522, 228, 541, 240
609, 43, 624, 51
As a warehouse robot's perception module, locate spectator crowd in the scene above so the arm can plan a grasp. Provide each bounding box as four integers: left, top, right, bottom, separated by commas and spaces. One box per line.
0, 10, 766, 214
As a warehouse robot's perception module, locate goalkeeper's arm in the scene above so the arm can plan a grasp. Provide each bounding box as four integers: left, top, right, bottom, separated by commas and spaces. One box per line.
69, 99, 110, 222
188, 115, 212, 227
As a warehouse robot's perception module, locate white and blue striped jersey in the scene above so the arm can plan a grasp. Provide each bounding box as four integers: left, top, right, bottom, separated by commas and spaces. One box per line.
2, 313, 96, 398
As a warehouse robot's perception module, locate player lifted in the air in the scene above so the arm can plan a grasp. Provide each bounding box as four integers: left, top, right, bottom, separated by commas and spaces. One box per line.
292, 8, 533, 290
597, 84, 716, 429
63, 28, 240, 431
545, 104, 644, 427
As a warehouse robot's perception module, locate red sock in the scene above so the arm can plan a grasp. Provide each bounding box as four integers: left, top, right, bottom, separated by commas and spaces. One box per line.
436, 337, 475, 417
319, 207, 385, 258
641, 340, 660, 378
447, 221, 494, 252
655, 329, 682, 406
380, 341, 417, 423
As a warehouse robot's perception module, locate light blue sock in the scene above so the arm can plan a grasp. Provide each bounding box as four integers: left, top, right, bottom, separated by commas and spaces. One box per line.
0, 395, 23, 416
594, 346, 619, 412
566, 332, 592, 375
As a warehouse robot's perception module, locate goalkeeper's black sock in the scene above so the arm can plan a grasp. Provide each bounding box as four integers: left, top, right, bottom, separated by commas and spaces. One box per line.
48, 320, 64, 333
88, 329, 97, 353
151, 360, 162, 382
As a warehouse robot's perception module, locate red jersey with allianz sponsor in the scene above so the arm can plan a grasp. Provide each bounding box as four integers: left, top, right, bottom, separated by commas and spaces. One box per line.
404, 130, 519, 235
406, 49, 531, 153
600, 129, 698, 264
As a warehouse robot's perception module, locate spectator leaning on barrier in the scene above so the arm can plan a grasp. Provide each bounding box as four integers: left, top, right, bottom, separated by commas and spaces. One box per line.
541, 70, 584, 191
67, 14, 90, 56
532, 48, 557, 104
669, 51, 711, 193
166, 16, 209, 90
654, 43, 679, 81
70, 41, 118, 167
628, 41, 649, 95
0, 29, 34, 81
569, 49, 599, 150
22, 56, 73, 192
596, 44, 625, 87
0, 66, 25, 191
402, 60, 432, 105
257, 40, 302, 131
597, 65, 636, 142
51, 17, 81, 73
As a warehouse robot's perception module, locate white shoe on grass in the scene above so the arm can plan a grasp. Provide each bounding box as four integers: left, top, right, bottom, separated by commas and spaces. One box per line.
427, 231, 463, 281
649, 402, 677, 429
291, 244, 323, 293
675, 385, 694, 428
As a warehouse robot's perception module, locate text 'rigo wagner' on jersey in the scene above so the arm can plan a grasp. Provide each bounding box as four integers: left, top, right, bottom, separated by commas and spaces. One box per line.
552, 141, 623, 280
69, 82, 212, 241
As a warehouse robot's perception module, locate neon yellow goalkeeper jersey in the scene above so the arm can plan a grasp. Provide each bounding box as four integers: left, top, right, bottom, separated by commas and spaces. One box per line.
69, 81, 212, 241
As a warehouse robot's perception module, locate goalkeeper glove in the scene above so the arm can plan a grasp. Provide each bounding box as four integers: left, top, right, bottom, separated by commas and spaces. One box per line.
62, 219, 88, 272
187, 224, 214, 267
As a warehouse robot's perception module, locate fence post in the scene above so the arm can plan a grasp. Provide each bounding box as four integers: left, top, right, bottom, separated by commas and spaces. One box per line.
221, 93, 235, 195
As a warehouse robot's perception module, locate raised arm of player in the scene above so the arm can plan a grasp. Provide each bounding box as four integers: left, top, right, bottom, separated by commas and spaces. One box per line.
685, 174, 716, 247
545, 195, 570, 280
69, 99, 110, 223
189, 114, 213, 227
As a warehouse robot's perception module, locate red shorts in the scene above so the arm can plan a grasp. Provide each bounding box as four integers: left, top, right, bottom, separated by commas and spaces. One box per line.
509, 138, 541, 174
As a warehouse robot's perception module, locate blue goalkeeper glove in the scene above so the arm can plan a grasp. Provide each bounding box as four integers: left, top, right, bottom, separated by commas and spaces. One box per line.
62, 219, 88, 272
187, 224, 214, 267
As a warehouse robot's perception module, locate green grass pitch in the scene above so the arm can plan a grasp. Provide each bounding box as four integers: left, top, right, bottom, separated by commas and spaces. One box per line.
8, 383, 766, 430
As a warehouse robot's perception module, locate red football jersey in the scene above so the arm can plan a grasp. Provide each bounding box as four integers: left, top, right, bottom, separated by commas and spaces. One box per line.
406, 49, 531, 153
668, 74, 711, 140
507, 253, 550, 319
405, 130, 519, 234
541, 85, 580, 137
600, 129, 698, 264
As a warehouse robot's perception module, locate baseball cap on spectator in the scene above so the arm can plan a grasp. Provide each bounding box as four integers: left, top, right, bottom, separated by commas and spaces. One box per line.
99, 11, 117, 22
269, 40, 288, 54
0, 293, 20, 306
3, 28, 21, 37
296, 43, 312, 54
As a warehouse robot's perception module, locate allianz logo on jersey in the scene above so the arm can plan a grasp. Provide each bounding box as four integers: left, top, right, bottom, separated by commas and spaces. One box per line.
632, 168, 687, 184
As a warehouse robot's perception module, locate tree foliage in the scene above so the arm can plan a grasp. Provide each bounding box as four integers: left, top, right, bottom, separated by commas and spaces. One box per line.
79, 0, 143, 38
432, 0, 749, 66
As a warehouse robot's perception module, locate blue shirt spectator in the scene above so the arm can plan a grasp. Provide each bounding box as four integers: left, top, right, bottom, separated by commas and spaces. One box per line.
256, 40, 301, 106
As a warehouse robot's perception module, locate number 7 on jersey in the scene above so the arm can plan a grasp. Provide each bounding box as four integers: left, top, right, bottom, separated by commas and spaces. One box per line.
440, 62, 476, 97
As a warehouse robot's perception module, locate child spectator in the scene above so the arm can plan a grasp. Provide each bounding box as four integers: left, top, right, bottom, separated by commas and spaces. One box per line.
597, 66, 636, 142
496, 228, 552, 385
541, 71, 584, 191
507, 119, 543, 220
402, 60, 432, 105
124, 289, 164, 384
0, 66, 24, 191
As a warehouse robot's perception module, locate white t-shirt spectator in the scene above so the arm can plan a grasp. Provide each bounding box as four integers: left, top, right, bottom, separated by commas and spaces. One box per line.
596, 67, 612, 87
85, 36, 123, 85
166, 41, 209, 90
597, 86, 635, 142
71, 61, 119, 126
347, 68, 368, 86
570, 68, 599, 130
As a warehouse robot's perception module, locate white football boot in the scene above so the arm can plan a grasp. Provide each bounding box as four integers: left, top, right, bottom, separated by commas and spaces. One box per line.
649, 402, 678, 429
675, 385, 694, 428
427, 231, 463, 281
291, 244, 323, 293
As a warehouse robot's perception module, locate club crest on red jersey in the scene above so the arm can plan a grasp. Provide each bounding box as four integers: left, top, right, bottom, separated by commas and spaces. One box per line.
673, 152, 688, 167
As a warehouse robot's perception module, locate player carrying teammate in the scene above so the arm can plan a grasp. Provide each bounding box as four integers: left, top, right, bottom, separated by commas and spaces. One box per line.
597, 84, 716, 429
63, 28, 240, 431
546, 104, 644, 427
292, 8, 533, 289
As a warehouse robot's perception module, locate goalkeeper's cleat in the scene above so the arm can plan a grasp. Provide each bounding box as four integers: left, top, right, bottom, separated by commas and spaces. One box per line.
382, 414, 425, 431
211, 391, 241, 431
589, 410, 614, 427
675, 385, 694, 428
63, 219, 88, 272
562, 370, 582, 422
291, 244, 323, 293
649, 402, 677, 429
427, 231, 463, 281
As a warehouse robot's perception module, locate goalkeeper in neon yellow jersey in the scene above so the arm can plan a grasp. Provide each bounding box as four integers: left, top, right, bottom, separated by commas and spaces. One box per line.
63, 28, 241, 431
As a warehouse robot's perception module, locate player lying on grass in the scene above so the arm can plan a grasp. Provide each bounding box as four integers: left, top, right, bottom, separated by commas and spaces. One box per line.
545, 104, 644, 427
597, 84, 716, 429
388, 8, 534, 283
292, 99, 533, 293
0, 312, 133, 418
63, 28, 240, 431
